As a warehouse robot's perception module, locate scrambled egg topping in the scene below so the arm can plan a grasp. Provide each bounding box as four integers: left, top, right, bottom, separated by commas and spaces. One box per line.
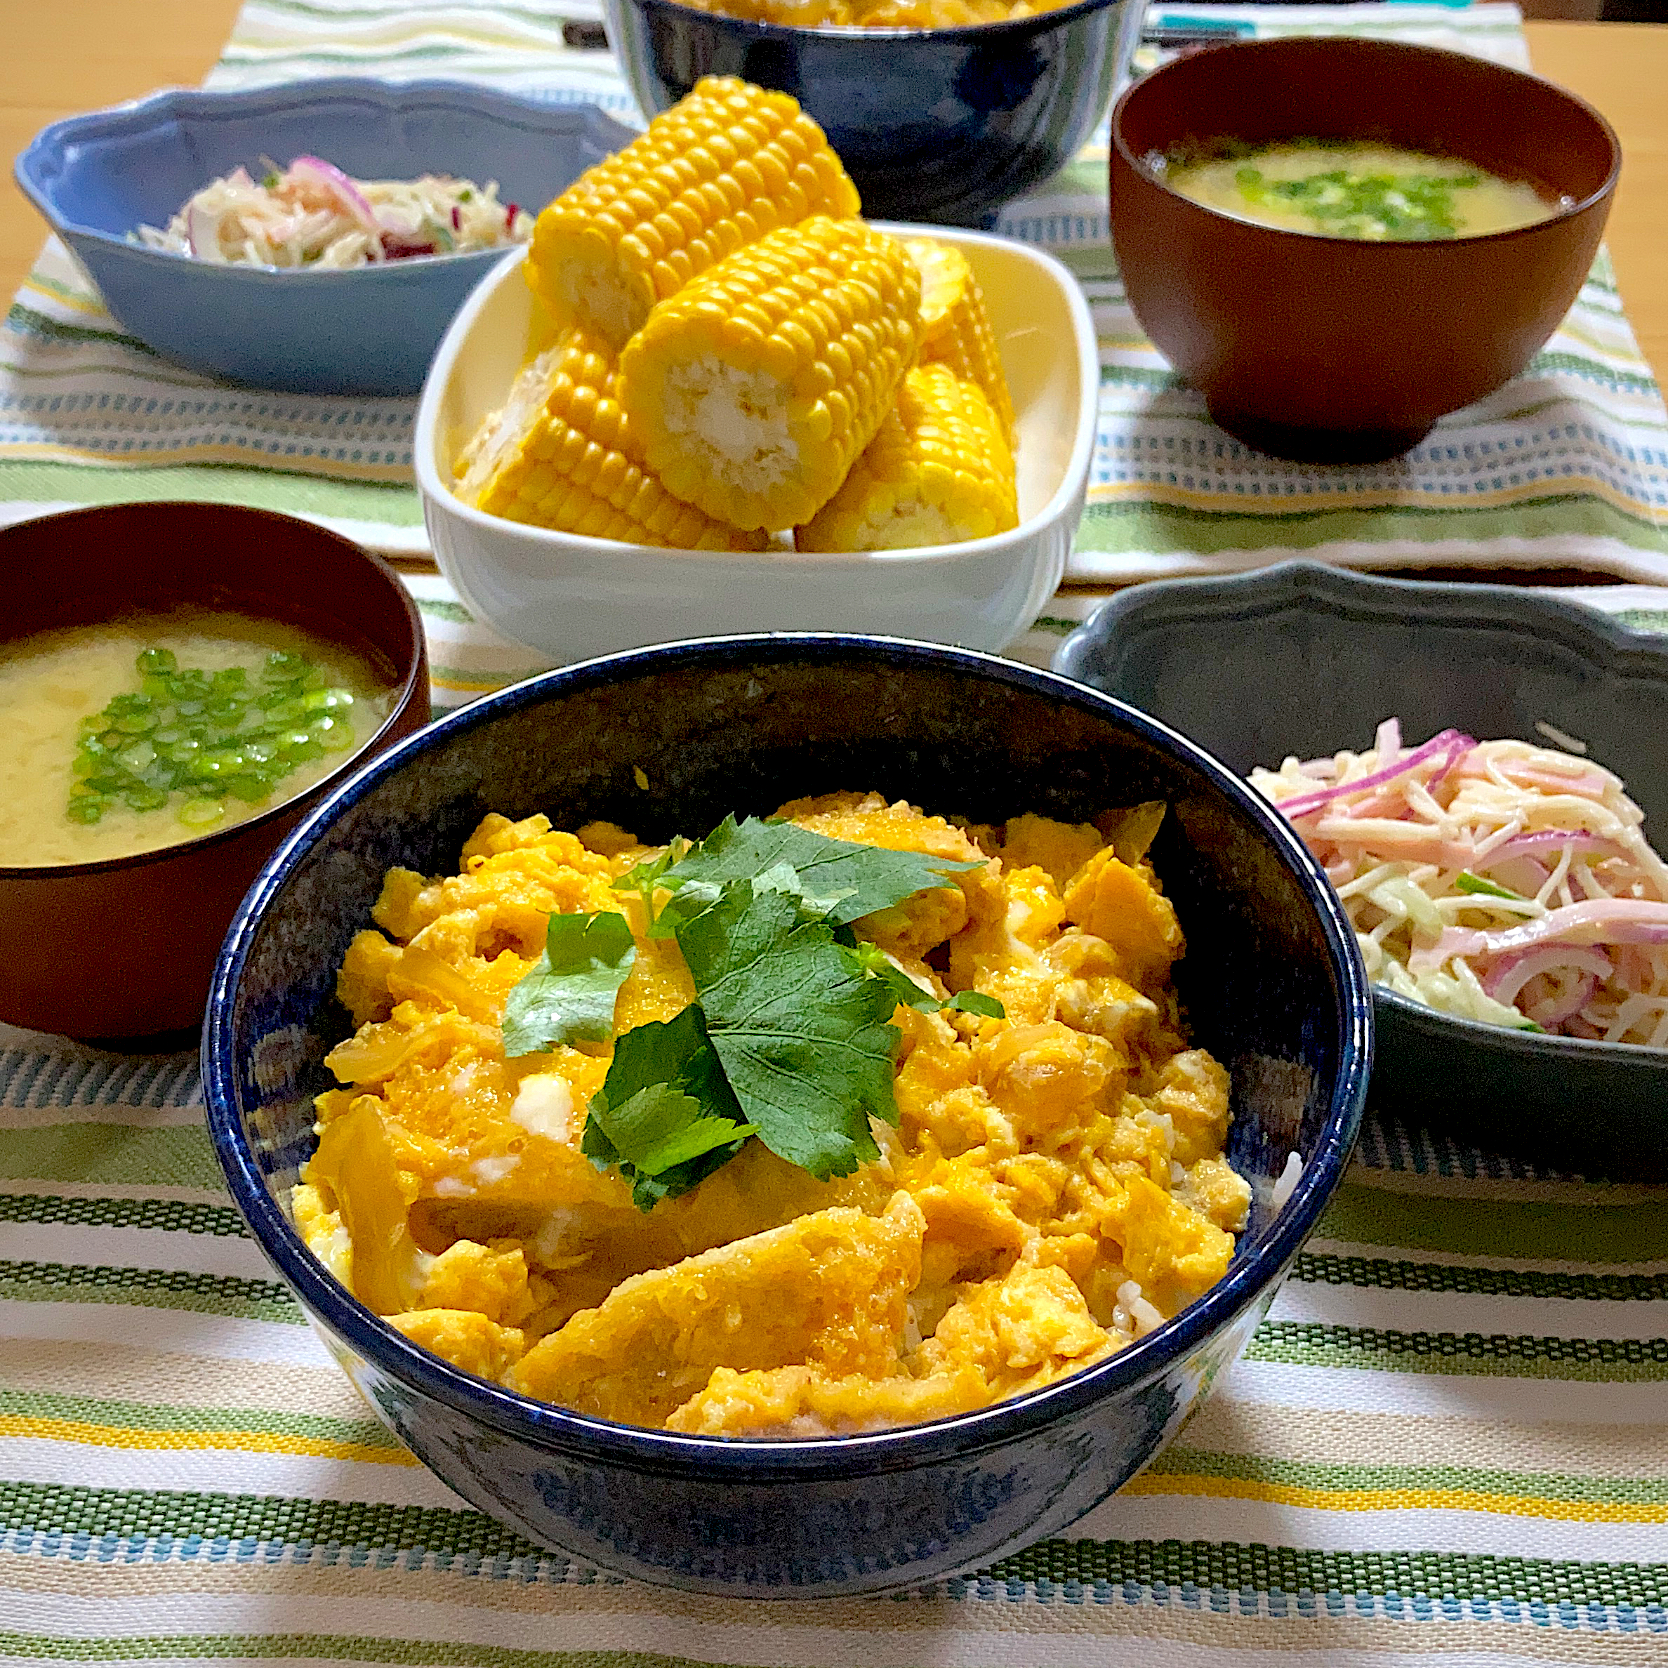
294, 792, 1250, 1436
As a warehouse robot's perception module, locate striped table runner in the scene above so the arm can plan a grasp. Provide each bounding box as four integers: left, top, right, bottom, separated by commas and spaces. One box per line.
2, 2, 1667, 1647
2, 1013, 1665, 1665
3, 2, 1667, 710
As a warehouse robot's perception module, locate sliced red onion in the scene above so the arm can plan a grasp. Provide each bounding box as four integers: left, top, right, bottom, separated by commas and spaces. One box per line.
1529, 971, 1599, 1030
1485, 943, 1613, 1007
1373, 717, 1402, 762
1488, 856, 1551, 897
185, 203, 223, 261
1271, 729, 1476, 822
289, 155, 377, 228
1410, 897, 1668, 971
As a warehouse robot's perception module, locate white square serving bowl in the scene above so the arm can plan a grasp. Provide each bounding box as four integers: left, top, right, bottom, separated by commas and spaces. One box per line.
414, 224, 1098, 665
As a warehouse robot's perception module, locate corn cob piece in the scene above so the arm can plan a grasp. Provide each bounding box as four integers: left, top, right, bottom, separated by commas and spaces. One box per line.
795, 365, 1017, 552
453, 326, 766, 551
525, 77, 861, 352
616, 217, 922, 532
903, 238, 1017, 450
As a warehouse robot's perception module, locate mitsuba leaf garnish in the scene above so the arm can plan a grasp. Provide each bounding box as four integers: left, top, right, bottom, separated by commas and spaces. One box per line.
500, 909, 637, 1058
675, 882, 902, 1179
644, 814, 982, 927
582, 1006, 754, 1209
612, 838, 689, 921
844, 940, 1006, 1022
557, 815, 1004, 1208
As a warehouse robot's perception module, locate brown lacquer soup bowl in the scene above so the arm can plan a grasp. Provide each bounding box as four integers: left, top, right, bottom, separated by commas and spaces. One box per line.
1107, 37, 1619, 463
0, 503, 427, 1040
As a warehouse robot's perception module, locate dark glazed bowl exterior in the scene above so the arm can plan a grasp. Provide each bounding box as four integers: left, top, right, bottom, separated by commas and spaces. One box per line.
1107, 37, 1619, 463
203, 634, 1370, 1595
1056, 563, 1668, 1175
0, 503, 428, 1040
602, 0, 1131, 224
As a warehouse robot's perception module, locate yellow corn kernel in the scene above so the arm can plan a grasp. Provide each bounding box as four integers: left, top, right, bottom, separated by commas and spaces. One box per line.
453, 326, 766, 551
525, 77, 861, 351
795, 365, 1017, 552
617, 216, 922, 532
903, 238, 1017, 449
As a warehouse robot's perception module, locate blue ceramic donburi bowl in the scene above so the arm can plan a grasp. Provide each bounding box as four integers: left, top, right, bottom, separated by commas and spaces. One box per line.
14, 80, 635, 394
601, 0, 1139, 225
203, 635, 1370, 1596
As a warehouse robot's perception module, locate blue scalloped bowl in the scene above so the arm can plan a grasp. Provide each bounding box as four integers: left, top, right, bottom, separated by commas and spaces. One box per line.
14, 80, 635, 394
202, 634, 1370, 1595
1055, 562, 1668, 1175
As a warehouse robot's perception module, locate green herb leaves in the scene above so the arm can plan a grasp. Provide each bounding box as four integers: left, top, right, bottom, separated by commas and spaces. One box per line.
506, 815, 1004, 1211
679, 883, 903, 1181
619, 814, 983, 931
501, 909, 636, 1058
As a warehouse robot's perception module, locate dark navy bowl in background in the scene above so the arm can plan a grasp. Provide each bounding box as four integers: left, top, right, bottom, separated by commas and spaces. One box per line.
601, 0, 1138, 224
203, 636, 1370, 1596
1056, 562, 1668, 1176
14, 80, 635, 394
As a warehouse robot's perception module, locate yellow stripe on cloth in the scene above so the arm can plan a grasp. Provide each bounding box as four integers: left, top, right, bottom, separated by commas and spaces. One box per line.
18, 275, 106, 316
0, 1413, 418, 1467
1125, 1471, 1668, 1524
1084, 476, 1664, 520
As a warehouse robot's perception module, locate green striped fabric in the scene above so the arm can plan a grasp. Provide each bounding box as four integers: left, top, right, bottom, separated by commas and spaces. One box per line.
1, 1024, 1665, 1664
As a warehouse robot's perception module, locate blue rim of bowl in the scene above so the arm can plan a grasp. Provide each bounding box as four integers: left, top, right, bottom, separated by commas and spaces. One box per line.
1110, 36, 1622, 247
1055, 561, 1667, 1070
12, 77, 633, 278
203, 631, 1372, 1478
623, 0, 1124, 45
0, 502, 426, 883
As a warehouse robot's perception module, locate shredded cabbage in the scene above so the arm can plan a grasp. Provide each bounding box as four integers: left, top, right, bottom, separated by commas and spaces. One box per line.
1251, 721, 1668, 1047
135, 156, 532, 268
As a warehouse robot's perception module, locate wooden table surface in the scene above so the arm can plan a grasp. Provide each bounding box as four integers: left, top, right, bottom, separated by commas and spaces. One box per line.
1, 7, 1664, 378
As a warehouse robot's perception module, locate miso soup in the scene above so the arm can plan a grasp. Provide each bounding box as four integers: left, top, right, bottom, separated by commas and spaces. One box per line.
0, 610, 395, 868
1162, 142, 1565, 241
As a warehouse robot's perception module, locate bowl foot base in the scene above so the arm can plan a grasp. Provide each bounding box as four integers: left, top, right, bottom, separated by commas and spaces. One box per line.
1209, 407, 1433, 465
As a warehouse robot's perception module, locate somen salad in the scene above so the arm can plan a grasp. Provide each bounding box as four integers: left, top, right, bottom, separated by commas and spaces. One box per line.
1251, 720, 1668, 1046
135, 157, 532, 268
